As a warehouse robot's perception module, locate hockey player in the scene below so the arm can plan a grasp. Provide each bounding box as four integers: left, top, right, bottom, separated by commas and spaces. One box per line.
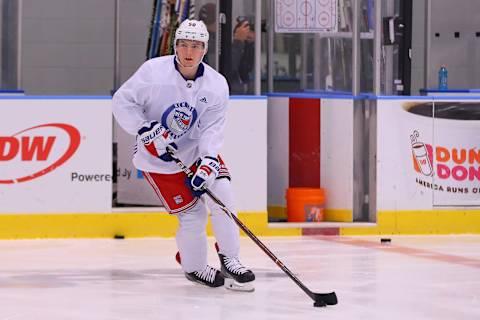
112, 19, 255, 291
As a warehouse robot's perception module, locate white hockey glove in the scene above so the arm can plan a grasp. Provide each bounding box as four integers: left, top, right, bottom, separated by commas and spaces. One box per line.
190, 156, 220, 194
137, 121, 177, 162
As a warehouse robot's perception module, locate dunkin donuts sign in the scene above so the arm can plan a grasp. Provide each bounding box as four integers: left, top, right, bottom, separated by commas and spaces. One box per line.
407, 101, 480, 200
411, 130, 480, 194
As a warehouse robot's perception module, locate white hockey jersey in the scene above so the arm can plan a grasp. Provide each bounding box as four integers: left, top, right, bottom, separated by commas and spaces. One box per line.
112, 55, 229, 174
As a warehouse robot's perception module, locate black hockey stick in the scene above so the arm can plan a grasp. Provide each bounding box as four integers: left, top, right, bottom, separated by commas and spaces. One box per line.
166, 147, 338, 307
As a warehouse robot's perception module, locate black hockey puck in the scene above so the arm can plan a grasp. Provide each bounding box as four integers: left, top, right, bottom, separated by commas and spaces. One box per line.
380, 238, 391, 243
114, 234, 125, 239
313, 300, 327, 307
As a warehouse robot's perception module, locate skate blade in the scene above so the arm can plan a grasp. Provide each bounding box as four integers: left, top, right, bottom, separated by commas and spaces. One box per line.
224, 278, 254, 292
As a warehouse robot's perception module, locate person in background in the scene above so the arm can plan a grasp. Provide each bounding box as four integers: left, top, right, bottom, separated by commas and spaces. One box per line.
198, 3, 216, 66
227, 17, 255, 94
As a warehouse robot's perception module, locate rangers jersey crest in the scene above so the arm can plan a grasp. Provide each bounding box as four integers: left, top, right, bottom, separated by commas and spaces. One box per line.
161, 101, 198, 138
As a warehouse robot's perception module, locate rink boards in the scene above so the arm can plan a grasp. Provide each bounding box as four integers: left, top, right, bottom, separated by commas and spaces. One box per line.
267, 94, 480, 235
0, 95, 479, 238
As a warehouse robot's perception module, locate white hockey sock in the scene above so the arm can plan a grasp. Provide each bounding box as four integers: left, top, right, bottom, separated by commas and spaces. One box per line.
175, 200, 208, 273
208, 179, 240, 257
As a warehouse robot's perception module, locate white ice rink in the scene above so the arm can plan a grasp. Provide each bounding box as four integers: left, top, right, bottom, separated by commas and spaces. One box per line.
1, 235, 479, 320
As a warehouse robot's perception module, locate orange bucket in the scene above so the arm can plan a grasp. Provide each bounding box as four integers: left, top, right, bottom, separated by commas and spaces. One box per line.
286, 188, 325, 222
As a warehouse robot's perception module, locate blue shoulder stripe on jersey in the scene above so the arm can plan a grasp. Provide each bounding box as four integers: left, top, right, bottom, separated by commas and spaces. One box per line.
174, 58, 205, 81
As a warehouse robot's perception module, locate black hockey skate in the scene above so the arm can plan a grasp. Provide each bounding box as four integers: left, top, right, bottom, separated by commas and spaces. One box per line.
185, 265, 225, 288
218, 253, 255, 292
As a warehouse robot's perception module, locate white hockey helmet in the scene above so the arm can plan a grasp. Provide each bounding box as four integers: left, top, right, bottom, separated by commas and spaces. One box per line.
174, 19, 209, 52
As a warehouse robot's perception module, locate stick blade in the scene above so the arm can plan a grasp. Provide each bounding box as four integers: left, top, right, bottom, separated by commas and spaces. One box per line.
313, 292, 338, 306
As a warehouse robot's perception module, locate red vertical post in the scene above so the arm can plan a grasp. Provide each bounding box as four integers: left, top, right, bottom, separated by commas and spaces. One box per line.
288, 98, 320, 188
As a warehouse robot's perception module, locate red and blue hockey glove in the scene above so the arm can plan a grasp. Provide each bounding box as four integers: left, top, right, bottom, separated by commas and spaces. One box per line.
137, 121, 177, 162
190, 156, 220, 195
